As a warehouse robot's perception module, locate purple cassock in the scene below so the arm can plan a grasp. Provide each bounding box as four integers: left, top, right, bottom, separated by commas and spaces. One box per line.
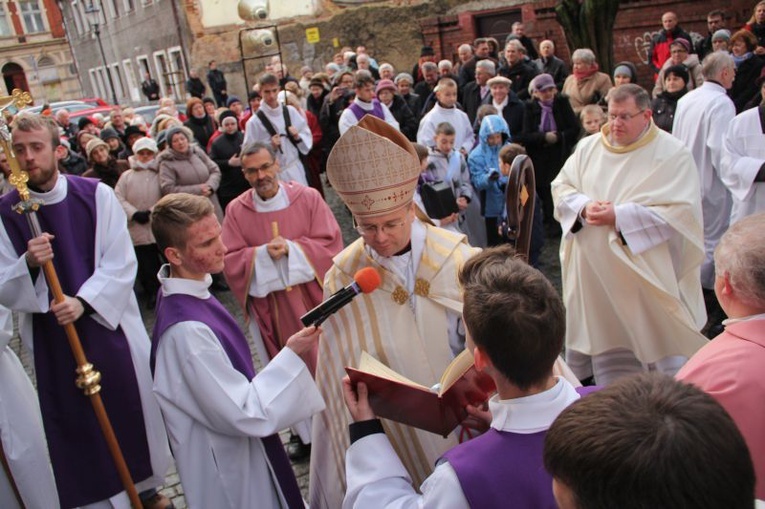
151, 290, 305, 508
349, 99, 385, 121
0, 176, 152, 508
442, 386, 597, 508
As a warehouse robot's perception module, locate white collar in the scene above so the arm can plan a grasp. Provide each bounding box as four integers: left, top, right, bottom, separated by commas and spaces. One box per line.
723, 312, 765, 325
492, 96, 509, 110
158, 264, 212, 299
353, 97, 375, 110
433, 103, 457, 114
28, 171, 67, 205
489, 377, 580, 434
261, 102, 283, 115
252, 182, 290, 212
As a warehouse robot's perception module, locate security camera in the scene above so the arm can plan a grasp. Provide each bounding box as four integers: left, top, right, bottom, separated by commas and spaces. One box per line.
237, 0, 268, 21
243, 29, 276, 54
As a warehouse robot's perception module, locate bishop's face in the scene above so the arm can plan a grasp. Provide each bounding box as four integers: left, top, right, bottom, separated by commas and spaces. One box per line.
355, 202, 415, 258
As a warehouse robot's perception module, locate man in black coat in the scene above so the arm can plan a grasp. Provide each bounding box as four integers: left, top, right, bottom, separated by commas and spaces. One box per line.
506, 22, 538, 60
462, 59, 495, 125
534, 40, 569, 91
458, 37, 492, 87
206, 60, 228, 107
141, 72, 160, 102
186, 69, 206, 99
498, 40, 539, 101
695, 10, 726, 62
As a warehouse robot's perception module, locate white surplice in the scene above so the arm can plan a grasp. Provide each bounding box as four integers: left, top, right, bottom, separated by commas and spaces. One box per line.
0, 175, 172, 508
343, 378, 581, 509
721, 106, 765, 224
416, 104, 475, 153
0, 306, 59, 509
339, 98, 399, 135
152, 269, 325, 509
243, 102, 312, 186
672, 82, 736, 288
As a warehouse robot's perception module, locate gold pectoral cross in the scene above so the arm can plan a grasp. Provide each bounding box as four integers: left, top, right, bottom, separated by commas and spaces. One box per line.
0, 89, 34, 203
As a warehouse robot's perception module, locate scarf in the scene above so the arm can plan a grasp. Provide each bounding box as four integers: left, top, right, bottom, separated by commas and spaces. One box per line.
733, 51, 753, 68
573, 63, 599, 81
539, 99, 557, 133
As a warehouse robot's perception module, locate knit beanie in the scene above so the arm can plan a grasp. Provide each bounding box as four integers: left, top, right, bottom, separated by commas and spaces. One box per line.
86, 138, 109, 160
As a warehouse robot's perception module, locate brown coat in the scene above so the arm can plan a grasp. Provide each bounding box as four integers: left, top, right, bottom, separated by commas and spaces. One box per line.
157, 145, 223, 220
562, 72, 613, 114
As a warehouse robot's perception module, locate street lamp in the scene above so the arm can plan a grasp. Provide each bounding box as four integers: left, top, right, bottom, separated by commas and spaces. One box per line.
84, 2, 119, 105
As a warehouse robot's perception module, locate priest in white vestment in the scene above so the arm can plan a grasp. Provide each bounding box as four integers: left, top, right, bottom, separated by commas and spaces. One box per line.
552, 84, 707, 386
0, 305, 59, 508
721, 103, 765, 225
672, 52, 737, 289
244, 73, 312, 186
309, 116, 480, 508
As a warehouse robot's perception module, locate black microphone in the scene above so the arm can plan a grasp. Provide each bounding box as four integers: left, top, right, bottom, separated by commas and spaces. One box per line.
301, 267, 381, 327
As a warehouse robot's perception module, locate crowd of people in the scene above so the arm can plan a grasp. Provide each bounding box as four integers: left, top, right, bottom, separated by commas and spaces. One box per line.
0, 5, 763, 509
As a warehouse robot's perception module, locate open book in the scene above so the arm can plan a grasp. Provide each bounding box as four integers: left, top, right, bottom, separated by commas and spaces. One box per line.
346, 349, 496, 437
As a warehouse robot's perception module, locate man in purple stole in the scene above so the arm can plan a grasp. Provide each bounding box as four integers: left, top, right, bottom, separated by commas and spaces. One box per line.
342, 245, 591, 508
338, 71, 400, 135
0, 115, 172, 508
221, 141, 342, 458
149, 193, 325, 508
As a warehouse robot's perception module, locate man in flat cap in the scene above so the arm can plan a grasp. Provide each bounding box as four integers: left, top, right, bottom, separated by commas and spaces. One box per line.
308, 116, 480, 508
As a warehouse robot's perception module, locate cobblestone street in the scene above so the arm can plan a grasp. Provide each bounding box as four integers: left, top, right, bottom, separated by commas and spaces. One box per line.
9, 176, 561, 507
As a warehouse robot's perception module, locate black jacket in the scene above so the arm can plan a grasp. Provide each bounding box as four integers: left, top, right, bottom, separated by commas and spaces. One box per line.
141, 79, 160, 101
206, 69, 227, 94
651, 89, 687, 133
60, 150, 88, 176
729, 55, 765, 113
209, 131, 249, 201
495, 91, 525, 139
186, 77, 206, 98
498, 60, 540, 101
184, 115, 217, 150
387, 94, 418, 141
533, 56, 569, 91
462, 81, 491, 126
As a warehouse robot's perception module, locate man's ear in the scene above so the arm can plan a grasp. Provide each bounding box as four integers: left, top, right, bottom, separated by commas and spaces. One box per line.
54, 144, 68, 161
473, 345, 491, 372
164, 246, 182, 267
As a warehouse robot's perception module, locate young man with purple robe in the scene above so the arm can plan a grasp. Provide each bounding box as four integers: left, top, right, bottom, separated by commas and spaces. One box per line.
342, 245, 593, 508
338, 71, 400, 135
0, 114, 172, 508
221, 141, 342, 458
149, 193, 325, 508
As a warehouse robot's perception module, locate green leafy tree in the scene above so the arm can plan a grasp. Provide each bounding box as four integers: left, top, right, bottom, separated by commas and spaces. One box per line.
555, 0, 621, 73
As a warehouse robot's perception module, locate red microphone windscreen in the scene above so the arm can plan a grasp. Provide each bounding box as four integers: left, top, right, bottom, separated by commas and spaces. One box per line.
354, 267, 382, 294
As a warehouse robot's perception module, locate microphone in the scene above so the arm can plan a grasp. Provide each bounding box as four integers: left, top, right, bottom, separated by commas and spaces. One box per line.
301, 267, 381, 327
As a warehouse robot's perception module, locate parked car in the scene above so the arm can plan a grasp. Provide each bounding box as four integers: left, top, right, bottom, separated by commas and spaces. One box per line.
79, 97, 110, 108
23, 100, 89, 115
68, 106, 116, 125
132, 104, 187, 126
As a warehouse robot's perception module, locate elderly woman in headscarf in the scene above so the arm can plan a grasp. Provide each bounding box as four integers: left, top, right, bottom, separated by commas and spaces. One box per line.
375, 78, 418, 141
652, 38, 703, 98
518, 73, 580, 228
82, 138, 129, 189
561, 48, 613, 114
395, 72, 421, 121
157, 126, 223, 220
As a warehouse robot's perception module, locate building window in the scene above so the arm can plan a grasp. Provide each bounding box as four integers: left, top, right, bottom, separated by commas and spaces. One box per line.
0, 4, 13, 37
70, 0, 83, 34
123, 0, 134, 12
19, 0, 46, 34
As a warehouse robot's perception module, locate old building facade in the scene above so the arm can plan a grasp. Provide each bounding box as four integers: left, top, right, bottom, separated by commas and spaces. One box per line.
0, 0, 79, 103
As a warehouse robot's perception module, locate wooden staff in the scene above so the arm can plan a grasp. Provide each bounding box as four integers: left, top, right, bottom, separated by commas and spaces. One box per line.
271, 221, 291, 291
0, 90, 142, 508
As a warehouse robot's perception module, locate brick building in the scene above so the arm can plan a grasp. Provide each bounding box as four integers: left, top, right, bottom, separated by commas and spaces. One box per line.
0, 0, 79, 103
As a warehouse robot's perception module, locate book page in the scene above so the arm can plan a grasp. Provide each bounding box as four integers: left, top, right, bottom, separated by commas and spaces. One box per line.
357, 351, 427, 390
438, 349, 475, 396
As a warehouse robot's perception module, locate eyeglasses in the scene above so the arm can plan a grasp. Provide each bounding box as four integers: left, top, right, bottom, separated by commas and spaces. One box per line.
243, 161, 276, 176
608, 110, 645, 123
354, 219, 407, 237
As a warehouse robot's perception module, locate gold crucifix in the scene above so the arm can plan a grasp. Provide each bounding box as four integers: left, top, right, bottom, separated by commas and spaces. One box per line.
0, 88, 34, 203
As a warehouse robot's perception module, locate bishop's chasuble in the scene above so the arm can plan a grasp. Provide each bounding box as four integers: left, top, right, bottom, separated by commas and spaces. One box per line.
309, 221, 479, 508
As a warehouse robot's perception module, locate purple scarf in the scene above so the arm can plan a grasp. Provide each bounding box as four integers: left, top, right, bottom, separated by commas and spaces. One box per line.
539, 99, 557, 133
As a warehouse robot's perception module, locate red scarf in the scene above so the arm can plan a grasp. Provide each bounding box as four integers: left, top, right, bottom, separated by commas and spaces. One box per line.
573, 63, 599, 81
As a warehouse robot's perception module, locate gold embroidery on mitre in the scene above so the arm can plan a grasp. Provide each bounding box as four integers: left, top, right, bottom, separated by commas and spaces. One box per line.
414, 278, 430, 298
392, 286, 409, 305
